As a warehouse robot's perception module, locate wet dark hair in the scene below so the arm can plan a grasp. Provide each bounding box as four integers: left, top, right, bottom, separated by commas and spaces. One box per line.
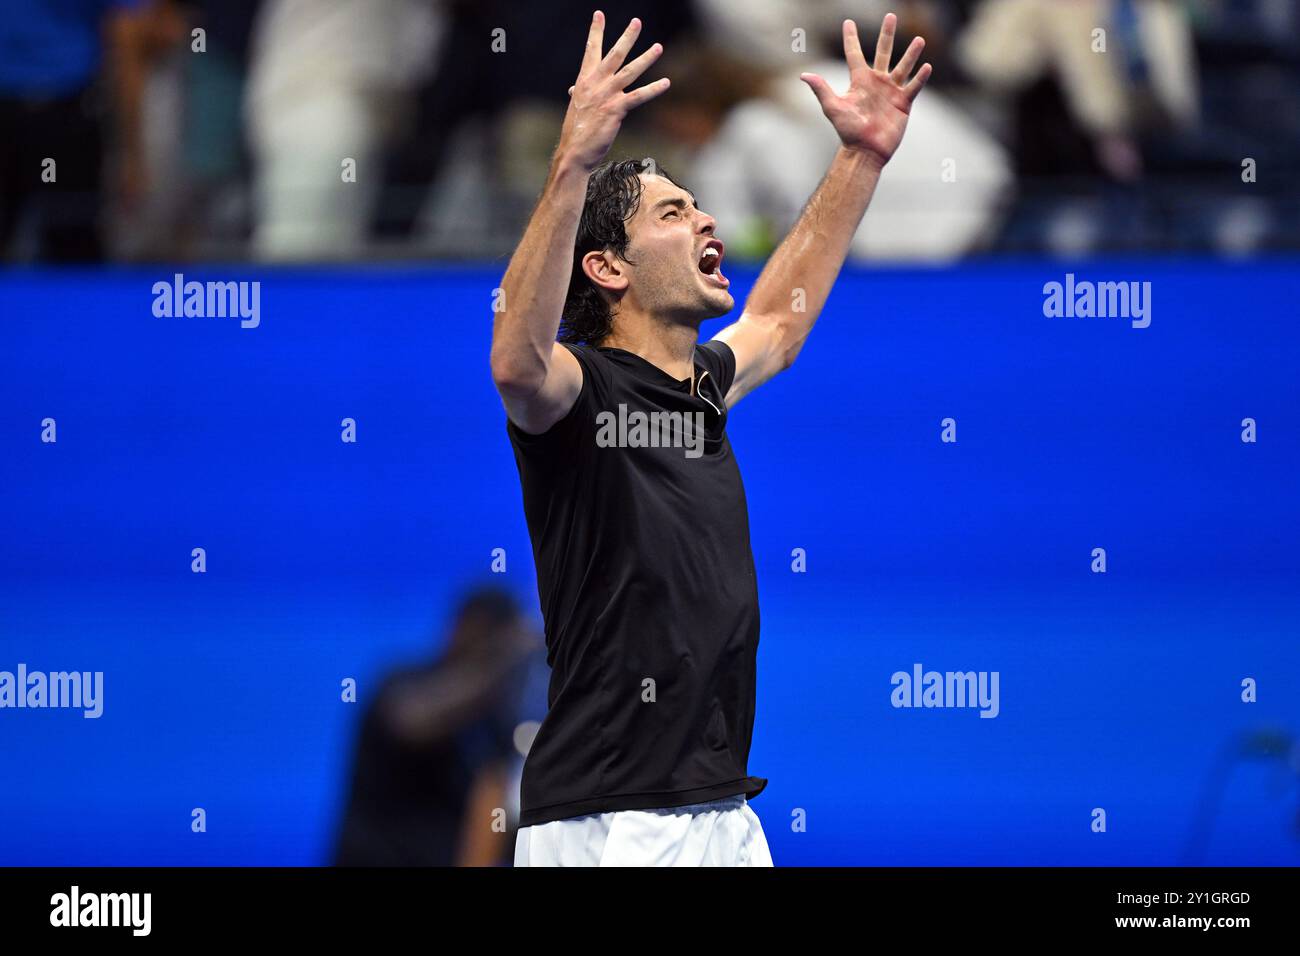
558, 157, 691, 346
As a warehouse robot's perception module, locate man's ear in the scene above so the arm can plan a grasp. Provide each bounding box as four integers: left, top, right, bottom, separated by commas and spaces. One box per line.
582, 250, 630, 294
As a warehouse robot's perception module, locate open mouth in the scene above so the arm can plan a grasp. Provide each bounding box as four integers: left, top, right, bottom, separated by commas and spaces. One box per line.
698, 240, 729, 288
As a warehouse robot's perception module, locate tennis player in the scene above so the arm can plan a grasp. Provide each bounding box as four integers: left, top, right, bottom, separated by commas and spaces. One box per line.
492, 10, 930, 866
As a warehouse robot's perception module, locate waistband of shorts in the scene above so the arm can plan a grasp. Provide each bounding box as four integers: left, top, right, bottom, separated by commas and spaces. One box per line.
519, 775, 767, 827
640, 793, 746, 816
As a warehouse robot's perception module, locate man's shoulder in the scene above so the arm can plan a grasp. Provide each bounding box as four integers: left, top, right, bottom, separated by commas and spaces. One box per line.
694, 338, 734, 371
558, 341, 616, 391
694, 339, 736, 396
505, 342, 605, 450
557, 340, 607, 368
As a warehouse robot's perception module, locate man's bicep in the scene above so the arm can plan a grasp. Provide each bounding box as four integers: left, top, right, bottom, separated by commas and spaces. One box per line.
499, 342, 585, 435
712, 312, 786, 406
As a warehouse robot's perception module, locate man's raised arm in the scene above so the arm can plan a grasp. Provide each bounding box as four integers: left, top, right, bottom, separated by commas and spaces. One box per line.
714, 14, 931, 406
490, 12, 669, 434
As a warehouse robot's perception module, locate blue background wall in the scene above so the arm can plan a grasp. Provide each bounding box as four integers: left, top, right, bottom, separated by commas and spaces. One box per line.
2, 259, 1297, 865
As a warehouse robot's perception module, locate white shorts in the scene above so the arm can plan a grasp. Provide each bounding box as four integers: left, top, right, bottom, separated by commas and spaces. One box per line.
514, 794, 773, 867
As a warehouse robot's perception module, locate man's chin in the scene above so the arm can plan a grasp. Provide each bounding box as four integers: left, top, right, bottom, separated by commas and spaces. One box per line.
704, 288, 735, 317
658, 287, 734, 325
689, 270, 734, 316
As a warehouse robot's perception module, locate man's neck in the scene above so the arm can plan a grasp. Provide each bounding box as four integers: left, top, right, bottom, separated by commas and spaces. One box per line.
602, 316, 699, 383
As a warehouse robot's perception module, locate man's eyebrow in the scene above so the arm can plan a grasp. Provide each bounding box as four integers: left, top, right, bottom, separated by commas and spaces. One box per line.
651, 195, 699, 211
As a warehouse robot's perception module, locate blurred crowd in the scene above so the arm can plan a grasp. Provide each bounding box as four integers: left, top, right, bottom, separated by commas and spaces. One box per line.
2, 0, 1297, 265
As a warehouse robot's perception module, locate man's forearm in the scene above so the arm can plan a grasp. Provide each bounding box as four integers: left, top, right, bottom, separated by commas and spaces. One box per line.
491, 12, 671, 396
490, 155, 589, 391
716, 16, 928, 401
745, 146, 883, 342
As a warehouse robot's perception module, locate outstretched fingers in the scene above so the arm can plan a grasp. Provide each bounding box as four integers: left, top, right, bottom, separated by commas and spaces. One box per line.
842, 19, 868, 75
622, 76, 670, 109
615, 41, 663, 89
891, 36, 925, 84
873, 12, 897, 72
902, 61, 933, 100
800, 72, 838, 113
601, 17, 642, 76
579, 10, 605, 77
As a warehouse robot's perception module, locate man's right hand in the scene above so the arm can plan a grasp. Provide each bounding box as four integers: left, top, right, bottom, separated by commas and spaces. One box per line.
556, 12, 669, 173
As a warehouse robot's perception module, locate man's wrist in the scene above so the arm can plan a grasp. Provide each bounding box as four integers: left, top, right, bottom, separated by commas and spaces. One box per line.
550, 148, 597, 184
838, 143, 888, 175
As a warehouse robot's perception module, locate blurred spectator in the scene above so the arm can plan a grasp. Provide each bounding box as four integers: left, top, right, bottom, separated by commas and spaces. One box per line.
691, 74, 1012, 260
244, 0, 441, 260
118, 1, 260, 261
958, 0, 1199, 182
372, 1, 693, 250
0, 0, 180, 262
955, 0, 1200, 253
666, 1, 1011, 260
333, 587, 542, 867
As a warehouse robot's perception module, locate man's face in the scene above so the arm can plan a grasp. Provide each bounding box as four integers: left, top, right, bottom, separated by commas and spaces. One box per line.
619, 173, 733, 324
